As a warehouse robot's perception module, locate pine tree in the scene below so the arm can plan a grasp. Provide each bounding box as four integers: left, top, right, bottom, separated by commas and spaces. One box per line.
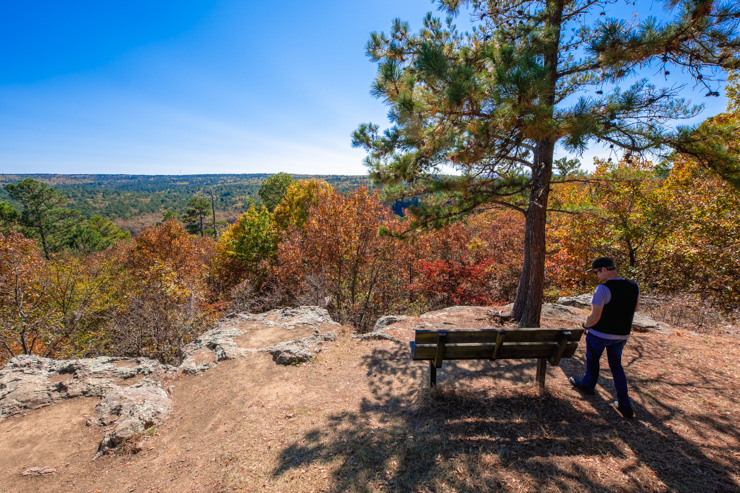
258, 172, 295, 212
4, 178, 82, 259
353, 0, 740, 326
183, 197, 212, 236
68, 215, 131, 254
0, 201, 19, 235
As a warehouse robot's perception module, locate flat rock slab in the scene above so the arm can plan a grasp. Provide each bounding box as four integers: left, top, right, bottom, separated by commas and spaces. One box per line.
180, 327, 248, 375
557, 294, 593, 309
0, 355, 174, 420
179, 306, 341, 373
236, 306, 340, 329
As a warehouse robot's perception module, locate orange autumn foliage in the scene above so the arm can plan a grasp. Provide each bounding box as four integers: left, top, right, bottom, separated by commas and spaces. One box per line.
0, 231, 56, 363
113, 220, 219, 364
275, 187, 406, 329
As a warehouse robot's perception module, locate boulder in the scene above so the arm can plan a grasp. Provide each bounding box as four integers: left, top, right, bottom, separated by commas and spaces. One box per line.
180, 326, 246, 374
557, 294, 593, 309
261, 332, 337, 365
351, 315, 406, 343
354, 331, 401, 343
94, 385, 171, 453
373, 315, 407, 332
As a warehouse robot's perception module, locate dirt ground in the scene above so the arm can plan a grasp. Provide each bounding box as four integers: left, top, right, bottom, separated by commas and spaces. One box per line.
1, 306, 738, 492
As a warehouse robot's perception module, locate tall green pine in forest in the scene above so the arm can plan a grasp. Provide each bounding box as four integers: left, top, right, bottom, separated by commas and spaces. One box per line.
0, 201, 19, 235
4, 178, 82, 259
183, 197, 212, 236
353, 0, 740, 326
258, 172, 295, 212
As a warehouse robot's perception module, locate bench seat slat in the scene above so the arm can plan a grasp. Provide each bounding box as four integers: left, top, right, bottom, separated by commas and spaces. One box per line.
413, 329, 499, 344
497, 328, 583, 343
413, 328, 583, 345
411, 341, 579, 361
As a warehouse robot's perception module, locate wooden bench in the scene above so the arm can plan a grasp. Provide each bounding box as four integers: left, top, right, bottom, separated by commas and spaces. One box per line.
410, 327, 584, 388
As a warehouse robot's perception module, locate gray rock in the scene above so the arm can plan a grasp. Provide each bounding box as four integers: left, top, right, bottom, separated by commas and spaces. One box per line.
373, 315, 407, 332
540, 303, 584, 319
557, 294, 593, 309
410, 323, 432, 330
94, 385, 171, 453
632, 313, 673, 334
354, 332, 401, 343
272, 306, 339, 328
180, 327, 246, 375
261, 332, 337, 365
179, 360, 216, 375
0, 355, 174, 420
351, 315, 406, 343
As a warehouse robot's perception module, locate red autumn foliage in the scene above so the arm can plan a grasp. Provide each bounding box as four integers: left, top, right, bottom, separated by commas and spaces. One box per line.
409, 209, 524, 308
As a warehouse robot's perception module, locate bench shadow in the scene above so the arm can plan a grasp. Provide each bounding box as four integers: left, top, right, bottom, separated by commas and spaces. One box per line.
272, 342, 740, 492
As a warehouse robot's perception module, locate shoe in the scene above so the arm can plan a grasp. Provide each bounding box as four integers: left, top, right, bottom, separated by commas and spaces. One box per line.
613, 400, 635, 419
569, 376, 595, 395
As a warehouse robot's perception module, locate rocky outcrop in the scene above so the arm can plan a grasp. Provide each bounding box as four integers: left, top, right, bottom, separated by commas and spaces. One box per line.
178, 306, 339, 373
179, 326, 248, 375
0, 354, 175, 456
0, 355, 174, 420
261, 332, 337, 365
94, 386, 172, 455
0, 307, 343, 455
238, 306, 339, 329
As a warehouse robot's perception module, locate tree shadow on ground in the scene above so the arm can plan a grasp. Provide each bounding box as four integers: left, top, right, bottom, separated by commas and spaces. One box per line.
273, 342, 740, 492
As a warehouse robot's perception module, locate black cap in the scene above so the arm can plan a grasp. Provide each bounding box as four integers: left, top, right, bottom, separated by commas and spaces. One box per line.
589, 257, 615, 271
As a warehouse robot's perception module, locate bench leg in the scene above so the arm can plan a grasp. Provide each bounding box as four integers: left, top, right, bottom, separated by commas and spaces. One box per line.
536, 358, 547, 390
429, 361, 437, 387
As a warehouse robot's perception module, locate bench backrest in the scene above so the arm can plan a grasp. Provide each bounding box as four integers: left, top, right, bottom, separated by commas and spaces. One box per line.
411, 327, 584, 366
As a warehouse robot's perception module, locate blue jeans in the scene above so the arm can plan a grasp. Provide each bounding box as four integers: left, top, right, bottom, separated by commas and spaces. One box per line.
581, 332, 631, 407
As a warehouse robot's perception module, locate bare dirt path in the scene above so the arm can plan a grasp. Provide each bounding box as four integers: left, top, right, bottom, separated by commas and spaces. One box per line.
1, 306, 738, 492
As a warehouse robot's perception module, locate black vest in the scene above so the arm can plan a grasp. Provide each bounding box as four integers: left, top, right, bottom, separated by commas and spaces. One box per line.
592, 279, 639, 336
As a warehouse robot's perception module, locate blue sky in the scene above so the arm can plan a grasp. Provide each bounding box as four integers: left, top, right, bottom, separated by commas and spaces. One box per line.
0, 1, 732, 176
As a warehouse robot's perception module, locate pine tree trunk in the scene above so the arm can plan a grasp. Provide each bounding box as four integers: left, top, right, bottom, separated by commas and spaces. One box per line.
515, 142, 554, 328
38, 228, 51, 260
210, 192, 217, 240
512, 211, 532, 320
